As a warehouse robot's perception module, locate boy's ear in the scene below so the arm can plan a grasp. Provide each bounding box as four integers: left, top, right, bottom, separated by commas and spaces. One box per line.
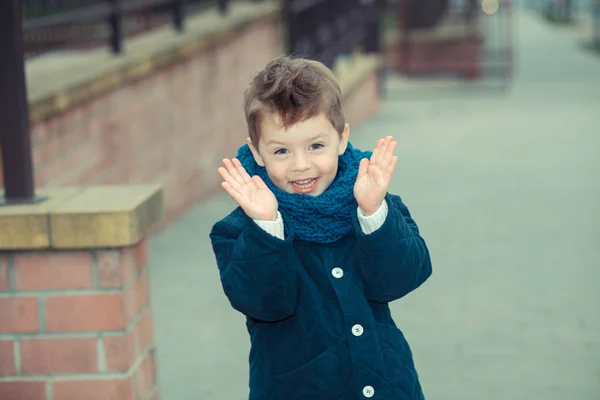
247, 137, 265, 167
338, 123, 350, 155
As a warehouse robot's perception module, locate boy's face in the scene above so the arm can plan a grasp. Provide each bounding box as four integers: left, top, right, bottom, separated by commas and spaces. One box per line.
248, 113, 349, 196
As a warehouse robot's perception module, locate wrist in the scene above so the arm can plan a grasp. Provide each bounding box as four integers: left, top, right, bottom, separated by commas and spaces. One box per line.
359, 203, 382, 217
256, 210, 279, 221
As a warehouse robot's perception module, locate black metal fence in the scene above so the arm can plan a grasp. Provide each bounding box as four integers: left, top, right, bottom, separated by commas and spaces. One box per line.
1, 0, 384, 205
594, 0, 600, 48
21, 0, 230, 58
1, 0, 233, 204
283, 0, 383, 69
541, 0, 574, 22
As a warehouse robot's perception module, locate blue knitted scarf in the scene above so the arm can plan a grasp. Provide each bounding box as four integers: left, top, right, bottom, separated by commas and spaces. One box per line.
236, 142, 372, 243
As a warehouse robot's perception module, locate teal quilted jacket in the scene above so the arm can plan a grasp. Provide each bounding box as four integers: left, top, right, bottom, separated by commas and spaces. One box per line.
210, 194, 432, 400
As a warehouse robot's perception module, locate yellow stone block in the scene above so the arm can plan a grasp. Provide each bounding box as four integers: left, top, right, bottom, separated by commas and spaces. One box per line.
336, 54, 382, 101
0, 187, 82, 250
50, 185, 163, 249
0, 185, 162, 250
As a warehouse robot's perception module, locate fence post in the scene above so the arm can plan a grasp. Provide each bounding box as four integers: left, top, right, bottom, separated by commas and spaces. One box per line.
594, 0, 600, 48
0, 0, 44, 205
218, 0, 230, 14
109, 0, 123, 53
362, 0, 382, 53
173, 0, 184, 32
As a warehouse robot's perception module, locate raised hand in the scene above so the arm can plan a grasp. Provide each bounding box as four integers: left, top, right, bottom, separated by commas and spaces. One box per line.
218, 158, 279, 221
354, 136, 398, 216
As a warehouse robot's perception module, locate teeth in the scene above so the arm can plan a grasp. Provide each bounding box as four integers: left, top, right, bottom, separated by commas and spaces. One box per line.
292, 179, 316, 188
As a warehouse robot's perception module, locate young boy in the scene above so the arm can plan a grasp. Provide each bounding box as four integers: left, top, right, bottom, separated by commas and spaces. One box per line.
210, 56, 432, 400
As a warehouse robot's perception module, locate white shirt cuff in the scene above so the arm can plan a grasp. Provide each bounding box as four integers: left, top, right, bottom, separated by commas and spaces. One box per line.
357, 200, 389, 234
253, 211, 285, 239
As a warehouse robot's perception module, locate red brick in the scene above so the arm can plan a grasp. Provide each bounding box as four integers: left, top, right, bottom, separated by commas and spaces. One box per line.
96, 249, 135, 289
14, 252, 93, 291
133, 239, 148, 272
31, 120, 50, 143
21, 17, 285, 229
53, 378, 134, 400
103, 332, 136, 372
0, 381, 46, 400
45, 294, 126, 332
126, 270, 150, 321
20, 337, 98, 375
134, 349, 157, 399
0, 255, 10, 291
0, 340, 16, 375
135, 309, 154, 354
0, 297, 39, 333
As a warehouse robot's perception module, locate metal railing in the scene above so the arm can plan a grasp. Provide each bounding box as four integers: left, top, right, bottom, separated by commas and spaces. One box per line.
21, 0, 231, 57
282, 0, 383, 69
542, 0, 574, 22
592, 0, 600, 48
0, 0, 233, 205
0, 0, 384, 205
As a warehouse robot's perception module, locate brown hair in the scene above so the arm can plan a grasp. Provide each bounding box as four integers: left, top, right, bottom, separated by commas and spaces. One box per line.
244, 56, 345, 145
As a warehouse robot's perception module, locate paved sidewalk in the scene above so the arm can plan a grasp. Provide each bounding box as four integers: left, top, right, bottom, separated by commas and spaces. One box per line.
147, 10, 600, 400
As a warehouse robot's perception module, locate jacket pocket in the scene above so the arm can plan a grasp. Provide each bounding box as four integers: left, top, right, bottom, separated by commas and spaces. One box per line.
275, 345, 349, 400
376, 323, 421, 398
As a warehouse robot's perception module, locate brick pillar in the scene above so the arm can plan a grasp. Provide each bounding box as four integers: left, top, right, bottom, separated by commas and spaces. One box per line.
0, 185, 162, 400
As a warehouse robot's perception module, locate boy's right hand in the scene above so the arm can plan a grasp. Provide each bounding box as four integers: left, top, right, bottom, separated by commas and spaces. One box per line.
218, 158, 279, 221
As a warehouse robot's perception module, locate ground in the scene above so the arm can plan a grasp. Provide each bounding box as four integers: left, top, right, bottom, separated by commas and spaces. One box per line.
147, 9, 600, 400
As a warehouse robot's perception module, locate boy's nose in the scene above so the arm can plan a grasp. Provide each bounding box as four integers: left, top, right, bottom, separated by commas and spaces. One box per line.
292, 154, 310, 172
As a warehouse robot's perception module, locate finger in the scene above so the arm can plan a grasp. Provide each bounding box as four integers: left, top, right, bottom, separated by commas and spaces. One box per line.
232, 158, 252, 184
251, 175, 269, 191
381, 141, 397, 166
373, 136, 392, 164
357, 158, 369, 179
221, 182, 247, 206
218, 166, 228, 180
377, 137, 393, 164
370, 138, 385, 164
219, 165, 243, 192
367, 164, 383, 185
386, 156, 398, 177
223, 159, 245, 186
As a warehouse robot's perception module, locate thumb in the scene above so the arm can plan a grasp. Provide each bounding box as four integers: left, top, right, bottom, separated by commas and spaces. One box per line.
357, 158, 369, 179
251, 175, 269, 190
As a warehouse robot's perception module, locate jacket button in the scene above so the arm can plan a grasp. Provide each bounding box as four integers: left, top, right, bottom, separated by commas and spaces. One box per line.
362, 385, 375, 398
332, 267, 344, 278
352, 324, 364, 336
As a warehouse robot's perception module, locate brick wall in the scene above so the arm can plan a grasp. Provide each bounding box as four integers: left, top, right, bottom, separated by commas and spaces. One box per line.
385, 36, 483, 78
13, 13, 382, 229
0, 240, 156, 400
343, 72, 381, 128
25, 16, 282, 226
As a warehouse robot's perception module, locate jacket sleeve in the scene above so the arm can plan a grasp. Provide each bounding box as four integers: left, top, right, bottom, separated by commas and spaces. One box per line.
353, 194, 432, 303
209, 210, 298, 322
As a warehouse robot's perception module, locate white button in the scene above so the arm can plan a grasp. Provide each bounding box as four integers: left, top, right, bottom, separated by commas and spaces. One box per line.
352, 324, 364, 336
332, 267, 344, 278
363, 385, 375, 397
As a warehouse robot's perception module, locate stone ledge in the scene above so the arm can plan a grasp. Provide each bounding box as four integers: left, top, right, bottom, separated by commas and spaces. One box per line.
26, 1, 281, 124
0, 185, 163, 250
335, 53, 382, 101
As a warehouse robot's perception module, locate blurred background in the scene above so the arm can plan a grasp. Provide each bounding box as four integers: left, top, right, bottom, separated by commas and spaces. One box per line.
0, 0, 599, 399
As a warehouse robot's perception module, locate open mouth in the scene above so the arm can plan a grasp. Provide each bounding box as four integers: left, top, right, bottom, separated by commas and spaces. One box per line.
290, 178, 319, 193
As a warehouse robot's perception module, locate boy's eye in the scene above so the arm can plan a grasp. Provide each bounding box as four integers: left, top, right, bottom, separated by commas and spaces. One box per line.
274, 149, 288, 155
310, 143, 324, 150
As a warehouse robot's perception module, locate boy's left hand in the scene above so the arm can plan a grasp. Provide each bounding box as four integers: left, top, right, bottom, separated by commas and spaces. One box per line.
354, 136, 398, 216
